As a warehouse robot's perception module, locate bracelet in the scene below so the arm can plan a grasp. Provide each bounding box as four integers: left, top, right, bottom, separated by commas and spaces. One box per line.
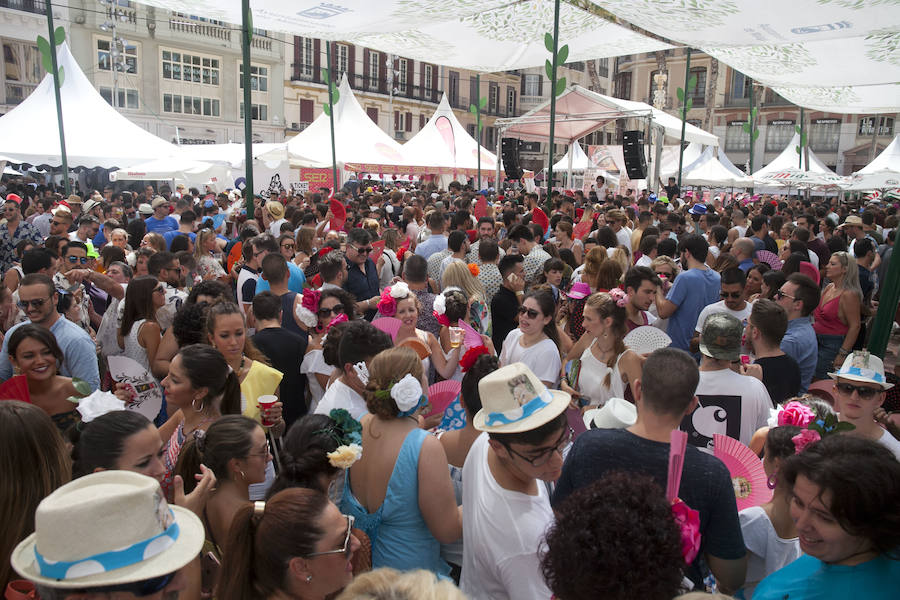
838, 347, 851, 355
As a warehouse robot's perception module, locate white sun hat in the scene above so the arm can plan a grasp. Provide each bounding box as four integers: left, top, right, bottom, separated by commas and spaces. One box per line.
473, 362, 570, 434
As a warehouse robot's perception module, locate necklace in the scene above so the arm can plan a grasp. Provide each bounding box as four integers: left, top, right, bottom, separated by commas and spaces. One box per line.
183, 415, 215, 435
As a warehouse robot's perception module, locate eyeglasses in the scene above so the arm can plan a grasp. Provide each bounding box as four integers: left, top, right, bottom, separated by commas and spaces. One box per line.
517, 306, 541, 319
720, 291, 743, 299
775, 290, 796, 301
66, 255, 88, 264
318, 306, 339, 317
153, 285, 166, 294
281, 243, 295, 250
835, 382, 881, 400
17, 297, 51, 310
248, 440, 271, 457
655, 271, 672, 279
349, 245, 373, 254
99, 571, 176, 596
305, 515, 355, 558
501, 427, 574, 467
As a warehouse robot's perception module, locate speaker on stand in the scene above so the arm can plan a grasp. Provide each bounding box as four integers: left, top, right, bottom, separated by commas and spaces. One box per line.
622, 130, 647, 180
501, 137, 523, 180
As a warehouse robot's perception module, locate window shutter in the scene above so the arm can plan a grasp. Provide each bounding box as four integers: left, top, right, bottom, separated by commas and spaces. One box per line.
406, 59, 414, 98
293, 37, 301, 80
520, 75, 526, 96
405, 112, 412, 131
537, 76, 543, 97
419, 114, 426, 129
367, 107, 378, 124
313, 39, 321, 83
348, 44, 356, 84
363, 48, 370, 87
300, 99, 314, 123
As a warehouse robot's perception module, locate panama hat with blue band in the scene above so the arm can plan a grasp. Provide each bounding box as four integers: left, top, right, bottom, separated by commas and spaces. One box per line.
828, 351, 894, 390
473, 363, 571, 434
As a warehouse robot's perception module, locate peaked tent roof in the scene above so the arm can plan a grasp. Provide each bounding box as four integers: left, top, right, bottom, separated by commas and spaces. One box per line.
846, 134, 900, 190
499, 86, 719, 147
752, 133, 846, 186
0, 43, 177, 169
400, 94, 499, 176
718, 149, 749, 179
551, 141, 591, 172
659, 142, 705, 180
681, 147, 753, 188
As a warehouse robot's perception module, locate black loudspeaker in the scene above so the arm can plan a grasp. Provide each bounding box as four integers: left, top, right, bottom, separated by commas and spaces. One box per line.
622, 130, 647, 180
501, 137, 523, 180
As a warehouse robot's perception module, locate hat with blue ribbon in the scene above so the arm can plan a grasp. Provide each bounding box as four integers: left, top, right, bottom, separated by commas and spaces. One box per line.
473, 363, 570, 433
11, 471, 204, 589
828, 351, 893, 390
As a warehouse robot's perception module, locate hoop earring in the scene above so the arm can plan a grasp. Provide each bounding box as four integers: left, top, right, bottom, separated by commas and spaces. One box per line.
767, 473, 777, 490
192, 397, 205, 413
306, 576, 312, 583
240, 470, 245, 480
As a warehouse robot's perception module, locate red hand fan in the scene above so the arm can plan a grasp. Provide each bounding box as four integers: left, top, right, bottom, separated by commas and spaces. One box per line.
369, 240, 386, 264
330, 199, 346, 230
532, 207, 549, 234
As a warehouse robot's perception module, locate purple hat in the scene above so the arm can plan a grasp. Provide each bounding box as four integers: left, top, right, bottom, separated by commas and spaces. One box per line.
567, 282, 592, 300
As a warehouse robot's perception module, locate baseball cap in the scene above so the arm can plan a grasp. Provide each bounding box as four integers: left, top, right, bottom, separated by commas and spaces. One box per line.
150, 196, 169, 209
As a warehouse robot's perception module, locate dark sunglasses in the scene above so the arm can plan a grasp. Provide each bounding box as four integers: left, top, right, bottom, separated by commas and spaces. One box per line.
835, 382, 881, 400
655, 271, 671, 278
517, 306, 540, 319
281, 243, 295, 250
318, 306, 339, 317
350, 245, 373, 254
720, 291, 743, 299
67, 255, 89, 264
99, 571, 176, 596
774, 290, 796, 300
16, 297, 51, 310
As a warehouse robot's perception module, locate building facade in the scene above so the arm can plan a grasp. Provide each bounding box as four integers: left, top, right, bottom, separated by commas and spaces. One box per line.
0, 0, 62, 115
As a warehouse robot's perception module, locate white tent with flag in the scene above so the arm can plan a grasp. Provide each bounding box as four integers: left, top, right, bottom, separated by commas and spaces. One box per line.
752, 134, 846, 188
0, 43, 177, 169
681, 147, 754, 188
846, 134, 900, 190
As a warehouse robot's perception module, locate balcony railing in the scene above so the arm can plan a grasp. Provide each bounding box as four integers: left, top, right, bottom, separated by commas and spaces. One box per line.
0, 0, 45, 14
168, 17, 231, 41
107, 5, 137, 24
251, 37, 272, 51
288, 121, 311, 132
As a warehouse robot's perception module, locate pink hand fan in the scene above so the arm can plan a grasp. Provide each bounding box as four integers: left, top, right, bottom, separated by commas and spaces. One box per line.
426, 379, 461, 418
714, 434, 773, 511
457, 319, 482, 349
474, 195, 487, 219
369, 240, 386, 265
372, 317, 402, 340
572, 219, 592, 241
756, 250, 783, 271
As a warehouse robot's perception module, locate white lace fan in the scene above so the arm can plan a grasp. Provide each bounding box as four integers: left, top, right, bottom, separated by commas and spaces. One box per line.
624, 326, 671, 355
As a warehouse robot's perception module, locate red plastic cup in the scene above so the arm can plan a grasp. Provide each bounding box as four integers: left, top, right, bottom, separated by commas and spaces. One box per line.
258, 395, 277, 427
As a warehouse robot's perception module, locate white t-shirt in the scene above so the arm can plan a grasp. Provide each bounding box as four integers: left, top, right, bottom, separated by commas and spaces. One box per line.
695, 299, 753, 333
499, 329, 561, 386
878, 429, 900, 461
738, 506, 801, 600
684, 368, 772, 451
615, 226, 633, 251
300, 349, 332, 412
635, 254, 653, 268
314, 378, 368, 420
460, 434, 554, 600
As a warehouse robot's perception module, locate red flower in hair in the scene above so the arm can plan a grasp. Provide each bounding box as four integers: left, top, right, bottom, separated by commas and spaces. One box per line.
396, 246, 407, 261
434, 311, 451, 327
318, 246, 334, 257
301, 289, 320, 313
459, 345, 489, 372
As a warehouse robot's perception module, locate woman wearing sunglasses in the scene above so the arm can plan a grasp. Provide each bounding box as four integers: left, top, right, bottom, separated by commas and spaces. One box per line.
117, 276, 166, 376
301, 289, 357, 411
218, 487, 360, 600
499, 288, 562, 388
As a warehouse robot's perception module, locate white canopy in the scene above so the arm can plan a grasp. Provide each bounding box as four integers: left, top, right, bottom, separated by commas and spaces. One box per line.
551, 141, 591, 172
177, 142, 292, 167
753, 133, 846, 187
681, 147, 754, 188
499, 86, 719, 147
659, 142, 704, 181
400, 94, 499, 176
846, 135, 900, 190
0, 43, 177, 169
109, 157, 232, 186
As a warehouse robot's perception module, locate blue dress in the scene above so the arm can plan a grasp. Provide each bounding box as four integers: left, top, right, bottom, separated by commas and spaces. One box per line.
754, 553, 900, 600
341, 428, 450, 576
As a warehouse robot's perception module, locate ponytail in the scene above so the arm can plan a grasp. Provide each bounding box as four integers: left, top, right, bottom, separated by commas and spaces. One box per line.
174, 415, 257, 494
215, 502, 260, 600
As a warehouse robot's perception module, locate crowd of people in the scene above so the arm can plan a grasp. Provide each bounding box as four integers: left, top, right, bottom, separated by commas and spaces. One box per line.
0, 175, 898, 600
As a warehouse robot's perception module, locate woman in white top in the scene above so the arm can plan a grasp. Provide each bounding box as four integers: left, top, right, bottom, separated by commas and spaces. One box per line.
554, 220, 583, 265
301, 289, 356, 410
377, 229, 403, 288
118, 276, 165, 373
499, 288, 561, 388
562, 290, 643, 409
738, 424, 802, 599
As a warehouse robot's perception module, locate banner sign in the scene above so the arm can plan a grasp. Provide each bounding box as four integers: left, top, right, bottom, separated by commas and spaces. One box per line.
299, 168, 335, 195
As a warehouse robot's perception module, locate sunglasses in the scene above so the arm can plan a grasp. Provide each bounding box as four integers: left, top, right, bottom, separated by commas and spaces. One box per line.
17, 297, 51, 310
720, 291, 743, 299
350, 245, 374, 254
774, 290, 796, 301
517, 306, 541, 319
318, 306, 339, 317
835, 382, 881, 400
281, 243, 295, 250
99, 571, 176, 597
305, 514, 355, 559
655, 271, 671, 278
66, 255, 89, 264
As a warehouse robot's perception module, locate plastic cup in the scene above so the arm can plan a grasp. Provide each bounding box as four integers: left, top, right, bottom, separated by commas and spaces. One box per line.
449, 327, 463, 348
258, 395, 278, 426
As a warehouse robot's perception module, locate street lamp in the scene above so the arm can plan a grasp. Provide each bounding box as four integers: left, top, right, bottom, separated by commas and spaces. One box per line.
98, 0, 130, 109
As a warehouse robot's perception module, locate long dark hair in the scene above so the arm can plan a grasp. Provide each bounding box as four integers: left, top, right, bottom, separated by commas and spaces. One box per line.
523, 288, 560, 349
71, 410, 152, 477
177, 344, 241, 416
120, 276, 159, 336
175, 415, 259, 494
8, 324, 63, 364
267, 414, 340, 498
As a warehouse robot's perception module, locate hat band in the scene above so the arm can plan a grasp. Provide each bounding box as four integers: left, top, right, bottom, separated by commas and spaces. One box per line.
486, 389, 553, 427
840, 366, 885, 384
34, 511, 180, 581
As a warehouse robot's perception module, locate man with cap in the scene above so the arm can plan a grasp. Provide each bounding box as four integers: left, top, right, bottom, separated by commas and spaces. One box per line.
144, 197, 178, 234
460, 363, 571, 600
827, 351, 900, 459
841, 214, 881, 269
138, 203, 154, 219
11, 470, 204, 599
554, 348, 747, 593
682, 312, 771, 450
0, 193, 42, 273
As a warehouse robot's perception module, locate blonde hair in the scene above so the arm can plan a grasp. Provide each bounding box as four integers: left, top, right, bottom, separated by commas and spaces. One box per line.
585, 292, 628, 387
608, 247, 629, 275
335, 568, 467, 600
441, 260, 485, 304
830, 251, 863, 299
194, 228, 218, 262
582, 246, 607, 288
650, 256, 679, 279
364, 347, 424, 419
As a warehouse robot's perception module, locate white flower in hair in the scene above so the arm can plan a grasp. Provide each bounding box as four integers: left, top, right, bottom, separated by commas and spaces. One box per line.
390, 373, 423, 412
432, 293, 446, 315
390, 281, 410, 299
327, 443, 363, 469
76, 390, 126, 423
353, 361, 370, 385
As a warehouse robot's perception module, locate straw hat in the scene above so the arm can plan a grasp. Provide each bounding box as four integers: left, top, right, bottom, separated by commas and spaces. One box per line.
11, 471, 204, 589
837, 215, 863, 228
473, 363, 570, 433
266, 200, 285, 220
582, 397, 637, 430
150, 196, 169, 209
828, 351, 894, 390
67, 194, 83, 205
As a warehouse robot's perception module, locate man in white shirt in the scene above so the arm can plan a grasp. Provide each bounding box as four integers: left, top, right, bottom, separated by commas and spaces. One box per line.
461, 363, 571, 600
682, 312, 771, 451
691, 267, 752, 354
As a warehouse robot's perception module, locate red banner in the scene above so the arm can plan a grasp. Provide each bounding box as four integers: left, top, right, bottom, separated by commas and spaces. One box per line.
299, 168, 335, 195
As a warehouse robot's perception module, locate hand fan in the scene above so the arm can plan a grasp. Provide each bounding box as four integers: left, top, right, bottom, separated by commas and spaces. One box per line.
426, 379, 461, 418
329, 198, 346, 230
624, 326, 671, 355
756, 250, 783, 271
572, 219, 592, 241
398, 336, 431, 360
371, 317, 402, 340
667, 430, 688, 501
532, 207, 549, 234
457, 319, 482, 349
474, 195, 487, 219
369, 240, 386, 265
714, 434, 773, 510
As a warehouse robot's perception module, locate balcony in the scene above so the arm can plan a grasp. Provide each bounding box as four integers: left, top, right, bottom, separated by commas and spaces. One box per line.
287, 121, 311, 132
0, 0, 45, 14
168, 16, 231, 41
251, 37, 272, 51
725, 95, 751, 107
106, 5, 137, 24
5, 81, 38, 105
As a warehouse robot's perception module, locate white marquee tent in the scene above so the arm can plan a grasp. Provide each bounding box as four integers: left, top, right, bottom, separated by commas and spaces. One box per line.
681, 147, 754, 188
659, 142, 704, 181
846, 135, 900, 190
752, 133, 846, 187
0, 43, 177, 169
547, 141, 620, 188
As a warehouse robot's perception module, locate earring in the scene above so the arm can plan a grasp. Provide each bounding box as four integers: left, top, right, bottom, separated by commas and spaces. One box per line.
192, 396, 205, 413
767, 473, 777, 490
239, 470, 245, 480
306, 575, 312, 583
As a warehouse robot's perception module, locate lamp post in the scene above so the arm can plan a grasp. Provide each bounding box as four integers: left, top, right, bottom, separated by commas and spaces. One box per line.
98, 0, 130, 109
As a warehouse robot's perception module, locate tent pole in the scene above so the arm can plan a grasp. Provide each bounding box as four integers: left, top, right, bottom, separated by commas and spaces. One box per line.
547, 0, 561, 197
677, 48, 691, 191
326, 42, 338, 196
748, 78, 755, 179
567, 140, 574, 189
495, 128, 502, 191
476, 73, 481, 189
44, 6, 69, 195
241, 0, 253, 215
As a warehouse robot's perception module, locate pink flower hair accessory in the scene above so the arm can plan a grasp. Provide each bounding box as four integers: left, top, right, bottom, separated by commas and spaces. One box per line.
377, 287, 397, 316
791, 429, 821, 454
777, 401, 816, 428
296, 289, 321, 328
608, 288, 628, 308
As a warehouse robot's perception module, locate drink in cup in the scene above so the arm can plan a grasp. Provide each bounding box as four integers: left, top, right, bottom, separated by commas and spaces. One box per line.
449, 326, 463, 348
258, 394, 278, 427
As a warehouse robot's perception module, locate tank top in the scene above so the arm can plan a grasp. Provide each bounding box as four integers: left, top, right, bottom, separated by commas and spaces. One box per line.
578, 342, 627, 408
813, 293, 848, 336
122, 319, 152, 372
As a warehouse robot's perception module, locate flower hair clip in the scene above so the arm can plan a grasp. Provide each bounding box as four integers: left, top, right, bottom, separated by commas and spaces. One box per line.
353, 361, 369, 386
791, 411, 855, 454
460, 345, 490, 372
321, 409, 363, 469
296, 289, 321, 329
376, 282, 409, 317
608, 288, 628, 308
374, 373, 426, 417
467, 263, 480, 277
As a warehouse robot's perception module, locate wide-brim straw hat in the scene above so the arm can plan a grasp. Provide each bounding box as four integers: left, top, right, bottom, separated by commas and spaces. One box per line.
473, 362, 570, 433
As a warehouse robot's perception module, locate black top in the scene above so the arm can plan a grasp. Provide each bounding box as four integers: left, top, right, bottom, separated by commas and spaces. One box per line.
491, 286, 519, 353
663, 183, 680, 199
344, 257, 380, 320
279, 291, 305, 337
553, 428, 746, 585
763, 234, 779, 254
252, 327, 309, 429
755, 354, 801, 407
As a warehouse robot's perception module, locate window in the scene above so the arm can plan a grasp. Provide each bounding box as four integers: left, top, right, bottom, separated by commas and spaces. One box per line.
334, 43, 349, 80
367, 107, 378, 124
405, 112, 412, 132
725, 121, 750, 152
565, 61, 584, 72
163, 93, 220, 116
858, 117, 894, 136
730, 71, 749, 100
162, 49, 219, 85
523, 74, 541, 97
394, 111, 401, 131
489, 83, 499, 114
521, 141, 541, 153
766, 120, 795, 152
100, 87, 139, 109
300, 99, 314, 124
688, 67, 706, 106
423, 64, 433, 100
239, 64, 268, 92
240, 102, 268, 121
397, 58, 408, 94
507, 86, 516, 116
97, 39, 137, 74
810, 119, 841, 152
368, 50, 379, 90
296, 37, 314, 80
448, 71, 459, 105
485, 126, 496, 148
598, 57, 609, 77
467, 123, 477, 138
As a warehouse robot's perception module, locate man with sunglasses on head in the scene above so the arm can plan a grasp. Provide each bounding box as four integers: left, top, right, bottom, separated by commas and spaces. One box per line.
690, 267, 752, 355
0, 193, 43, 274
343, 228, 381, 321
0, 273, 100, 390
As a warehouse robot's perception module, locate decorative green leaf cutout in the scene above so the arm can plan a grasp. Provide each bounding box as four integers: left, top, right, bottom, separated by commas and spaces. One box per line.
676, 87, 685, 102
469, 104, 478, 114
323, 103, 331, 117
752, 129, 760, 140
53, 26, 64, 45
795, 125, 802, 134
57, 65, 64, 86
247, 9, 253, 40
742, 122, 751, 133
544, 32, 553, 53
545, 59, 553, 81
685, 98, 693, 112
321, 68, 329, 84
688, 74, 697, 90
72, 377, 92, 397
557, 44, 569, 65
555, 77, 565, 96
479, 96, 487, 109
796, 146, 802, 154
